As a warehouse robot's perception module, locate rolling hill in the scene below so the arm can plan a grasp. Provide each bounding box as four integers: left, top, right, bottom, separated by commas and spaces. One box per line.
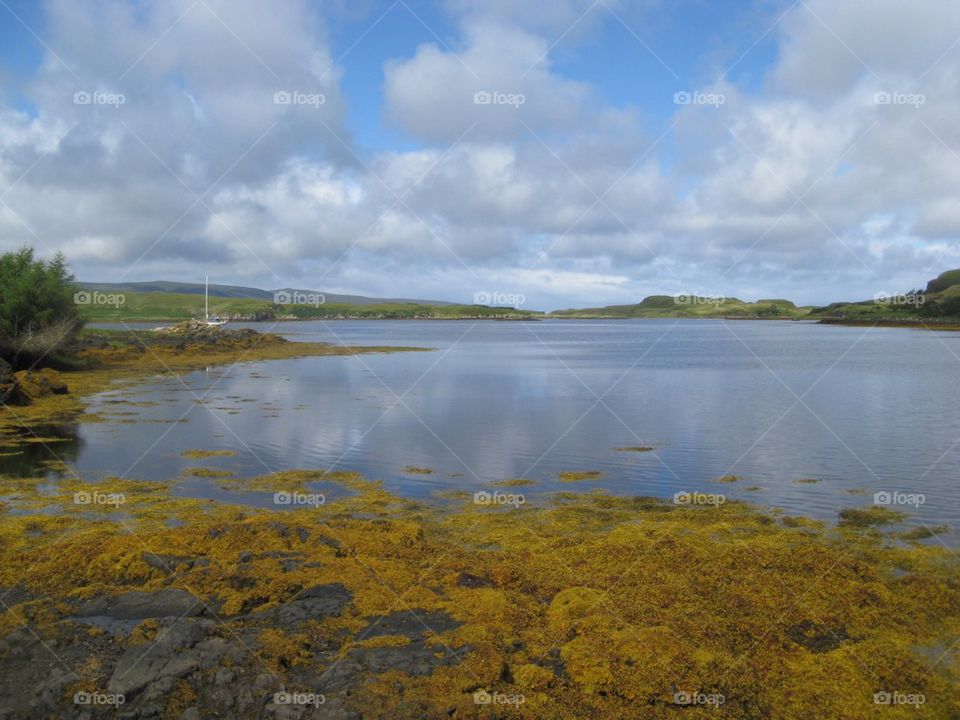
549, 295, 811, 319
77, 281, 455, 306
75, 290, 541, 322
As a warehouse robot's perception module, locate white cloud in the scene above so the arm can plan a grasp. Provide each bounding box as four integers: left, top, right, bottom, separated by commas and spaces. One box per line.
1, 0, 960, 310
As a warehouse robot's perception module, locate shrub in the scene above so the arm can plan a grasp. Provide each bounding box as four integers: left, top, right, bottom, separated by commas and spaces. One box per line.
0, 248, 82, 366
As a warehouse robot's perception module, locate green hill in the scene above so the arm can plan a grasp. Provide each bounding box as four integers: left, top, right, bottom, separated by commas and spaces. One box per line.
75, 290, 542, 322
810, 268, 960, 323
77, 280, 454, 306
550, 295, 808, 319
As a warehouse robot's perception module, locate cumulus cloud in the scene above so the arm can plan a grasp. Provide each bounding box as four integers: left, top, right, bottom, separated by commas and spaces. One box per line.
0, 0, 959, 309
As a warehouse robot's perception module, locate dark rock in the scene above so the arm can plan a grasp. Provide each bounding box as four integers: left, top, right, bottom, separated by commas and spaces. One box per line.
362, 609, 461, 640
456, 572, 494, 589
142, 553, 194, 574
75, 589, 202, 619
786, 620, 850, 653
252, 583, 351, 630
107, 619, 224, 696
0, 358, 28, 406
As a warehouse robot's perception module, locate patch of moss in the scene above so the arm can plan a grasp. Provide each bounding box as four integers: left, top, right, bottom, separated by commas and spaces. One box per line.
180, 449, 236, 459
898, 525, 949, 541
402, 466, 434, 475
613, 446, 655, 452
838, 506, 906, 528
558, 471, 602, 483
182, 467, 234, 478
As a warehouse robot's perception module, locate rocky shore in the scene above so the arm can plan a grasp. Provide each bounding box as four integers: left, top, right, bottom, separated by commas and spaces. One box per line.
0, 325, 957, 718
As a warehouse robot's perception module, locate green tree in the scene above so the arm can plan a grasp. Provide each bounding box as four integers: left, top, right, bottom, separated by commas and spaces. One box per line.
0, 248, 82, 366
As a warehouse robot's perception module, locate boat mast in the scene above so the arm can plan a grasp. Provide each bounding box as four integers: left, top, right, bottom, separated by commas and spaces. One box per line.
205, 275, 209, 321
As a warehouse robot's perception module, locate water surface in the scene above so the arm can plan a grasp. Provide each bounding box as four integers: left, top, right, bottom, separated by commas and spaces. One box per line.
9, 319, 960, 538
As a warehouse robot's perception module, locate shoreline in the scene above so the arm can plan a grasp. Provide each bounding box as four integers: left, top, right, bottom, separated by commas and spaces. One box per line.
1, 327, 958, 718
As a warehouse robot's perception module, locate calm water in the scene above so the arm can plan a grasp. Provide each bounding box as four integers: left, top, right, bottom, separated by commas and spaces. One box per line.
8, 320, 960, 538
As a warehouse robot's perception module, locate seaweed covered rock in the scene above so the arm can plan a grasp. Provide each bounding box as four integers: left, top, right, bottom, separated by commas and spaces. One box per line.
12, 368, 68, 401
0, 357, 28, 405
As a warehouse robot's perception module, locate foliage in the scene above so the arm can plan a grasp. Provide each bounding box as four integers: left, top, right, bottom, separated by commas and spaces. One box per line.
0, 249, 81, 365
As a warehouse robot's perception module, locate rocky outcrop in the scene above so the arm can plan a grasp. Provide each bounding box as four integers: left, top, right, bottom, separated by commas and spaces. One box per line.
74, 588, 203, 620
10, 368, 69, 402
0, 582, 470, 719
0, 358, 28, 405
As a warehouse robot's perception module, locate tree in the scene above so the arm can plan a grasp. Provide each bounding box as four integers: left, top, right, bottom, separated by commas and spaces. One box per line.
0, 248, 82, 366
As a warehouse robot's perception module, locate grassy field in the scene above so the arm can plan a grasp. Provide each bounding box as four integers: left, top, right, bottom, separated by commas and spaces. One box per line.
550, 295, 812, 319
76, 290, 542, 321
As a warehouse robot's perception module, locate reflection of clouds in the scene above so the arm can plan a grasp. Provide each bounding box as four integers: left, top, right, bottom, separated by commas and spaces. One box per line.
64, 322, 960, 528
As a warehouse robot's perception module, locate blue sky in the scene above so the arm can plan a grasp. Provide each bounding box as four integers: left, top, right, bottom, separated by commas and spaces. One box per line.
0, 0, 957, 309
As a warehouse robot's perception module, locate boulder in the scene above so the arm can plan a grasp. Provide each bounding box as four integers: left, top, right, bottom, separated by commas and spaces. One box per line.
0, 358, 28, 405
12, 368, 68, 401
75, 588, 202, 619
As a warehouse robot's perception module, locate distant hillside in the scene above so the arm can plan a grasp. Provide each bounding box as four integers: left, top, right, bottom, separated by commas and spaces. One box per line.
76, 290, 542, 322
550, 295, 809, 319
77, 281, 455, 306
925, 269, 960, 295
811, 268, 960, 323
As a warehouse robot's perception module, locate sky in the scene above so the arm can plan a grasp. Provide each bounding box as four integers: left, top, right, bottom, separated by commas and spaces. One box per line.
0, 0, 959, 310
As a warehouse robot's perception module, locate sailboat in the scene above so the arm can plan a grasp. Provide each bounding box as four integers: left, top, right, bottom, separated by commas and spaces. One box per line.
202, 276, 228, 327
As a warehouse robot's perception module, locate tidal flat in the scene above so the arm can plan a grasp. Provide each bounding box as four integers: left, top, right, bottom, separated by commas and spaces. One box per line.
0, 328, 957, 719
